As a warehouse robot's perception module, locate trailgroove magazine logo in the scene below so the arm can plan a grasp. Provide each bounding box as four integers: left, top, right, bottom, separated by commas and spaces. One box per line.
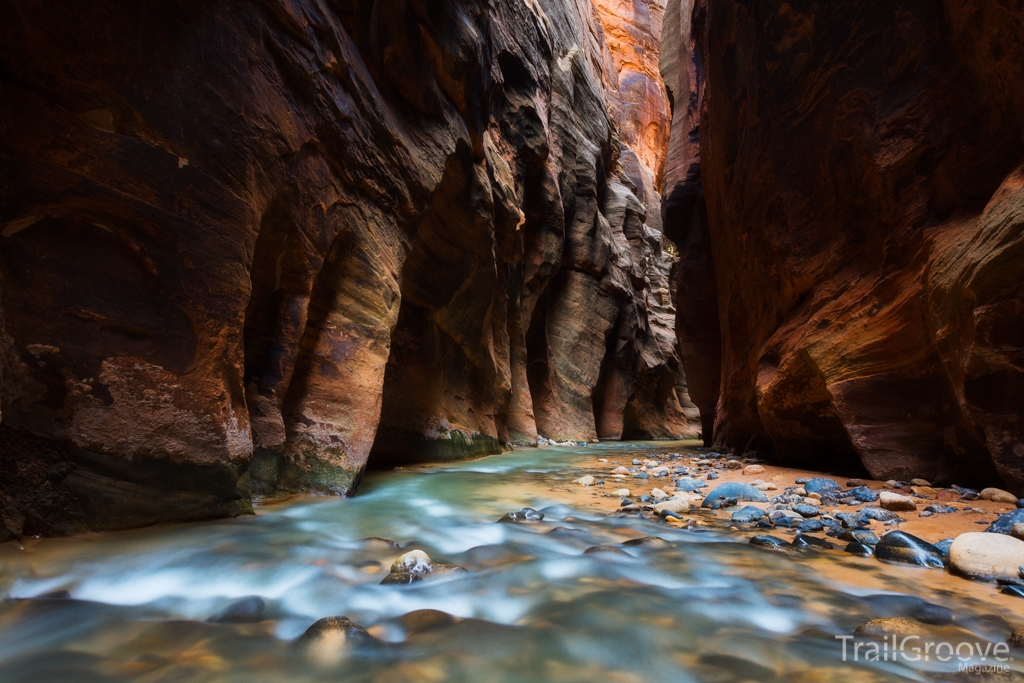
836, 635, 1012, 671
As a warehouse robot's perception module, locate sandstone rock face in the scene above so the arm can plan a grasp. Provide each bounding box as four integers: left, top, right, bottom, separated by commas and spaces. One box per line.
661, 0, 1024, 488
0, 0, 698, 538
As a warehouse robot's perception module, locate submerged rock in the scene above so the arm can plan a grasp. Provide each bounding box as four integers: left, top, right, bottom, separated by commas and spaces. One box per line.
949, 532, 1024, 582
208, 596, 266, 624
874, 531, 945, 568
791, 534, 837, 550
380, 572, 422, 585
750, 535, 790, 551
298, 616, 373, 644
498, 508, 544, 523
845, 542, 874, 557
855, 618, 927, 637
701, 483, 770, 508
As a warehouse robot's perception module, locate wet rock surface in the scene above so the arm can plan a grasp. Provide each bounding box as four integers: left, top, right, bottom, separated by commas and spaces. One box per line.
0, 0, 698, 538
875, 532, 945, 569
660, 0, 1024, 489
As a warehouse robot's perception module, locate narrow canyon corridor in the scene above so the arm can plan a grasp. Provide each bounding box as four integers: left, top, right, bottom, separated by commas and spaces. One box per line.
1, 1, 1024, 681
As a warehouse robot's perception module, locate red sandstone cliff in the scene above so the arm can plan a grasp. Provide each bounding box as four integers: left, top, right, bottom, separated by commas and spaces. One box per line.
662, 0, 1024, 489
0, 0, 698, 539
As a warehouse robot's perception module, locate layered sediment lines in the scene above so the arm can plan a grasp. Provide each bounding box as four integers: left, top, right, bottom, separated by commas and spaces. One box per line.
0, 0, 698, 539
661, 0, 1024, 489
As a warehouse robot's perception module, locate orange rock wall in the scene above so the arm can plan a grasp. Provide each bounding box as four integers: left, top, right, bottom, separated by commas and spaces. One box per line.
661, 0, 1024, 489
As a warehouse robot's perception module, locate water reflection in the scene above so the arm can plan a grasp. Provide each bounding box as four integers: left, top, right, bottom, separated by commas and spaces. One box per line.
1, 443, 1021, 682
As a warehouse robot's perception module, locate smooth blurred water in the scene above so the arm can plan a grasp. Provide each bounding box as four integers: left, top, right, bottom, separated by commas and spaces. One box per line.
1, 443, 1022, 682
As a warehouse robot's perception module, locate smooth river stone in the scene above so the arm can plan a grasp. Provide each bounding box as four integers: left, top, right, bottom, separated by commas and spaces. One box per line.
874, 531, 945, 568
949, 532, 1024, 582
498, 508, 545, 523
731, 506, 765, 523
701, 482, 770, 508
879, 491, 917, 511
750, 535, 790, 551
981, 487, 1018, 504
803, 478, 841, 495
986, 508, 1024, 534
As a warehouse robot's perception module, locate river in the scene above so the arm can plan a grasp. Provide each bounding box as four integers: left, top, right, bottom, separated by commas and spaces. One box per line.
1, 442, 1021, 682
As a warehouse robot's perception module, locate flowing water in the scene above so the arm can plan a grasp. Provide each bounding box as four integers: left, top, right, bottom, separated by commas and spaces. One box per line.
1, 443, 1022, 682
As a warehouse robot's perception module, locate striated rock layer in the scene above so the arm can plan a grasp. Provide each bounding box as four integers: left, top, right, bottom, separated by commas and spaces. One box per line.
662, 0, 1024, 489
0, 0, 698, 539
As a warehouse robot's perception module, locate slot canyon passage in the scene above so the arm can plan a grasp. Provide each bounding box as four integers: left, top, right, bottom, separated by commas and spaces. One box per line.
1, 0, 1024, 680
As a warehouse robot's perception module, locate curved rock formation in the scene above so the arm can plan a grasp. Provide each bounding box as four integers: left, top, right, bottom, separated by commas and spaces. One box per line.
662, 0, 1024, 488
0, 0, 697, 539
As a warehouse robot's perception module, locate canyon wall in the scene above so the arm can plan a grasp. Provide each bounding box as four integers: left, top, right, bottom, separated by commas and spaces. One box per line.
662, 0, 1024, 489
0, 0, 698, 540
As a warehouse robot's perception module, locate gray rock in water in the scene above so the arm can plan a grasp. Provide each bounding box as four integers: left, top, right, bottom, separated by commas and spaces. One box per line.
707, 471, 719, 480
380, 572, 423, 585
798, 519, 824, 532
838, 529, 880, 546
731, 506, 765, 523
804, 478, 841, 495
701, 482, 770, 508
792, 504, 820, 518
845, 542, 874, 557
861, 507, 900, 522
933, 538, 955, 557
298, 616, 374, 644
208, 596, 266, 624
791, 534, 837, 550
846, 486, 879, 503
750, 535, 790, 551
875, 531, 945, 568
498, 508, 544, 523
583, 545, 631, 556
987, 508, 1024, 534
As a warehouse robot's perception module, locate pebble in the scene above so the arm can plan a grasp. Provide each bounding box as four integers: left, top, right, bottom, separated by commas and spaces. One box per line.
498, 508, 545, 523
611, 466, 630, 475
911, 486, 936, 497
706, 471, 719, 480
909, 478, 931, 487
725, 460, 743, 469
583, 545, 630, 556
981, 488, 1019, 504
797, 519, 824, 532
1012, 524, 1024, 541
742, 464, 766, 475
932, 538, 954, 557
879, 491, 917, 511
846, 479, 869, 487
632, 459, 641, 465
921, 504, 956, 515
750, 535, 790, 551
573, 475, 595, 486
837, 529, 880, 546
949, 532, 1024, 582
701, 482, 770, 507
755, 482, 777, 491
650, 488, 670, 500
875, 531, 945, 568
731, 506, 765, 523
792, 487, 807, 496
385, 550, 466, 583
612, 489, 630, 497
